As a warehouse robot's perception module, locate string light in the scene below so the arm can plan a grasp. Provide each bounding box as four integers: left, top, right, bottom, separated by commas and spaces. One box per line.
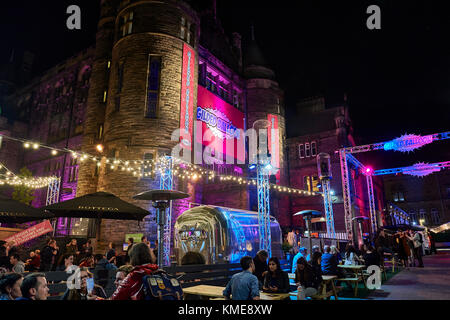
1, 133, 321, 197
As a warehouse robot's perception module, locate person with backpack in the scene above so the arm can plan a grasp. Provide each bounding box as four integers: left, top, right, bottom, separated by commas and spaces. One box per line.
407, 231, 424, 268
110, 243, 158, 300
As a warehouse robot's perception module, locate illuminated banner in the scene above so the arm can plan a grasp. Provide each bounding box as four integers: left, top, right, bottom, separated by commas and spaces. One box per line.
383, 134, 434, 152
268, 114, 280, 182
180, 43, 196, 150
197, 86, 245, 162
4, 220, 53, 246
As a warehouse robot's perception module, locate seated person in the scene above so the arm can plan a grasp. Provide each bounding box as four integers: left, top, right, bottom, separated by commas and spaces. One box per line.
61, 267, 107, 300
343, 245, 364, 265
363, 245, 380, 267
262, 257, 290, 294
223, 256, 260, 300
295, 255, 322, 300
292, 247, 307, 273
321, 245, 344, 277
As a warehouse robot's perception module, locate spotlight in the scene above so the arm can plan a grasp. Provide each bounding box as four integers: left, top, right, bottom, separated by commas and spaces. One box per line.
32, 143, 39, 150
366, 167, 373, 174
96, 144, 104, 153
24, 142, 30, 148
249, 164, 256, 170
51, 150, 58, 156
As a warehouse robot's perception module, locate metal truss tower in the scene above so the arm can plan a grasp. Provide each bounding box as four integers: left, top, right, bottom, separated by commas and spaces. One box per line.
46, 177, 61, 235
339, 150, 354, 244
257, 161, 271, 257
159, 156, 174, 266
321, 179, 336, 238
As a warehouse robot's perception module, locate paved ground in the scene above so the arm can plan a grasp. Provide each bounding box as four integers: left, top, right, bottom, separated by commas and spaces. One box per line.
367, 253, 450, 300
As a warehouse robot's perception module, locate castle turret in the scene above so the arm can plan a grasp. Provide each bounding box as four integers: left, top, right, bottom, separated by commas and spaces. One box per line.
79, 0, 200, 245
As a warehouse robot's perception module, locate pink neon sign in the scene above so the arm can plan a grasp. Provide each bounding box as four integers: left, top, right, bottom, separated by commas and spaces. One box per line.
180, 43, 196, 151
196, 86, 245, 162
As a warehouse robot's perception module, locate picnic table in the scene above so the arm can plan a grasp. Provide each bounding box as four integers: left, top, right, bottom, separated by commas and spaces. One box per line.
337, 264, 366, 297
183, 284, 290, 300
288, 274, 339, 300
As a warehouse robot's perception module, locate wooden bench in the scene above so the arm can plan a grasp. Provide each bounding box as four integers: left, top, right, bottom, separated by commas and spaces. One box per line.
335, 277, 361, 297
288, 274, 340, 300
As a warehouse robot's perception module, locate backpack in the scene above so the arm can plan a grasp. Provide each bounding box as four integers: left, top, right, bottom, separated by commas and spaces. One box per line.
142, 270, 183, 300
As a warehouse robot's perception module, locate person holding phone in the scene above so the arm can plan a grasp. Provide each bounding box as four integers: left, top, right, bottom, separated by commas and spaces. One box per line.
61, 267, 106, 300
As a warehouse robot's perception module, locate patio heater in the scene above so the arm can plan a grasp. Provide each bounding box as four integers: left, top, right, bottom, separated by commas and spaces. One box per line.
293, 210, 322, 255
133, 189, 190, 267
352, 216, 369, 247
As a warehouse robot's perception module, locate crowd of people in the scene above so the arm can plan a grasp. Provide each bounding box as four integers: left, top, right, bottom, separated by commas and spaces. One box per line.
0, 236, 159, 300
0, 226, 438, 301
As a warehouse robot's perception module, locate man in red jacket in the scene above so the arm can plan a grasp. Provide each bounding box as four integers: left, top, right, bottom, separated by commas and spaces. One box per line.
110, 243, 158, 300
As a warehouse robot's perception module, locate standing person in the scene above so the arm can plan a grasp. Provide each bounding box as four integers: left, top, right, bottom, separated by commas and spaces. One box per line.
412, 231, 425, 267
428, 231, 437, 255
252, 250, 268, 288
223, 256, 260, 300
141, 236, 150, 248
30, 250, 41, 271
81, 240, 93, 260
65, 239, 80, 263
16, 273, 49, 300
110, 243, 158, 300
405, 230, 415, 267
40, 240, 58, 272
287, 229, 295, 247
125, 238, 134, 264
398, 232, 411, 269
0, 273, 23, 300
106, 242, 117, 264
295, 255, 322, 300
262, 257, 290, 295
10, 254, 25, 273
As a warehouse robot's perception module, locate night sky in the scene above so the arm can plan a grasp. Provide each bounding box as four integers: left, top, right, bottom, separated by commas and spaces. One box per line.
1, 0, 449, 170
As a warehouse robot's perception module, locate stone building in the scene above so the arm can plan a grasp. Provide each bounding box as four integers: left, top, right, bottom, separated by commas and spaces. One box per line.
286, 96, 385, 236
382, 169, 450, 228
1, 0, 289, 253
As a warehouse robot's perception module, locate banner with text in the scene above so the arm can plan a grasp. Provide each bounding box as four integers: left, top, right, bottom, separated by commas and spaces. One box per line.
4, 220, 53, 246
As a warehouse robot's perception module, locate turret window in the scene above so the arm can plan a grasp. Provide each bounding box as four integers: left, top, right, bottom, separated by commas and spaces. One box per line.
145, 55, 161, 118
119, 12, 134, 38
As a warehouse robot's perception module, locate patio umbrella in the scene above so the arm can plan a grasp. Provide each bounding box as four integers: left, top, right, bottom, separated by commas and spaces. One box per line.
0, 195, 54, 223
293, 210, 322, 254
42, 192, 150, 221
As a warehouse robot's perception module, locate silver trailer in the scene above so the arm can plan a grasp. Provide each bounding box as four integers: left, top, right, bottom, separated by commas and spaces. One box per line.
174, 205, 282, 265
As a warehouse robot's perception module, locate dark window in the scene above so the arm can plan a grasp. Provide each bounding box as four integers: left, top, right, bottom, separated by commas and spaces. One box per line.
299, 144, 305, 158
117, 63, 124, 93
146, 56, 161, 118
311, 141, 317, 157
